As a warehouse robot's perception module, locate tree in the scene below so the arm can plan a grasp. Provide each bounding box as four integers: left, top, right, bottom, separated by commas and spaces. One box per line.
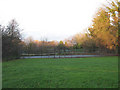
81, 37, 98, 53
88, 0, 119, 52
57, 41, 65, 55
105, 0, 119, 49
71, 33, 88, 49
24, 36, 34, 54
2, 19, 23, 60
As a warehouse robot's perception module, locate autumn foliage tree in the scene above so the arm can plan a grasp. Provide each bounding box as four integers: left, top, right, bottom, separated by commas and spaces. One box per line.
88, 0, 119, 53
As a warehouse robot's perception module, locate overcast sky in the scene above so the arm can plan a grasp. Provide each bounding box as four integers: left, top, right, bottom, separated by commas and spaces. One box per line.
0, 0, 108, 41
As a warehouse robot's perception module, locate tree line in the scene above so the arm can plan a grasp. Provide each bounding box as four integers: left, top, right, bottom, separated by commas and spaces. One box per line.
1, 0, 119, 61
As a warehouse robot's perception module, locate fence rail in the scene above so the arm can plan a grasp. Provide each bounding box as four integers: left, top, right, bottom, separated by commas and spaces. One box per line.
21, 48, 118, 58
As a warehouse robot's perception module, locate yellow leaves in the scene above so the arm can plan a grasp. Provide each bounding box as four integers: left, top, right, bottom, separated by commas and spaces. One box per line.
34, 40, 39, 43
95, 30, 117, 50
88, 1, 118, 51
72, 33, 87, 44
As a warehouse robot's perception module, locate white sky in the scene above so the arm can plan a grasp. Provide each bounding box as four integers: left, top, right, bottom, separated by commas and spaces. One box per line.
0, 0, 108, 41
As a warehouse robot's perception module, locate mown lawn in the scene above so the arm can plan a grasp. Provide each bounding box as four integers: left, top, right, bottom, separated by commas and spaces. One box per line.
2, 56, 118, 88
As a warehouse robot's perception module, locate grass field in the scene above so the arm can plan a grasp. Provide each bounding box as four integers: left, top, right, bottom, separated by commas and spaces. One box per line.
2, 56, 118, 88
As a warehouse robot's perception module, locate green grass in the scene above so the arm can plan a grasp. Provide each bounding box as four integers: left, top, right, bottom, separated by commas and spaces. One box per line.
2, 56, 118, 88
